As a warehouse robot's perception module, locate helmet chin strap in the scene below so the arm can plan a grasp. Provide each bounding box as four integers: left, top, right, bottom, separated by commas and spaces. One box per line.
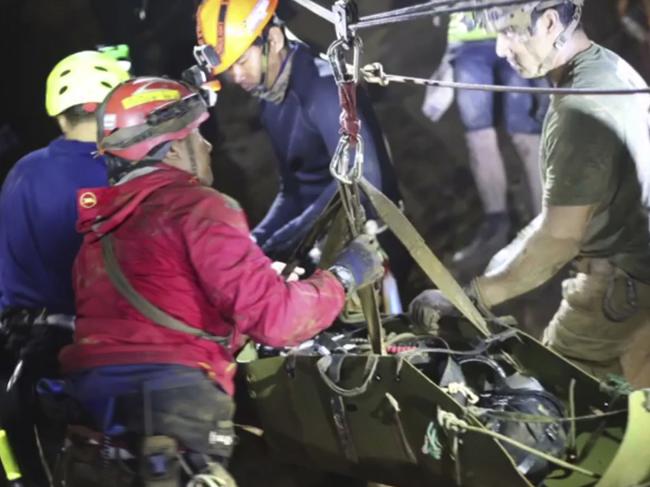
185, 136, 199, 178
527, 3, 583, 78
252, 39, 272, 96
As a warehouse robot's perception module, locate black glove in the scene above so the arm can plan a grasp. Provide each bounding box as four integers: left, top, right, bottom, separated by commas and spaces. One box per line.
409, 279, 493, 331
408, 289, 459, 331
19, 326, 73, 377
329, 235, 384, 294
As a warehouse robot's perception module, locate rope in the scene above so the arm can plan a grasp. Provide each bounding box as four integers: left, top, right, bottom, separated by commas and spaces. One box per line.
443, 383, 480, 404
316, 354, 380, 397
288, 0, 573, 31
362, 63, 650, 95
351, 0, 539, 31
568, 378, 577, 455
467, 406, 627, 424
292, 0, 650, 96
385, 393, 419, 463
422, 421, 444, 460
435, 410, 601, 479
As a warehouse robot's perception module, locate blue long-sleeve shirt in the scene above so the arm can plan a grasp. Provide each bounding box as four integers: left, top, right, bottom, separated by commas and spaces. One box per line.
0, 137, 108, 314
253, 44, 401, 253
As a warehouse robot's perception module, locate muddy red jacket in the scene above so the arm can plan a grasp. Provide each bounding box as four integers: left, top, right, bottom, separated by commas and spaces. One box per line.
59, 165, 345, 395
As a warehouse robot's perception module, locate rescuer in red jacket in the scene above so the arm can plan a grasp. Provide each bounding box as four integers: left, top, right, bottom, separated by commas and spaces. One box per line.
59, 77, 383, 484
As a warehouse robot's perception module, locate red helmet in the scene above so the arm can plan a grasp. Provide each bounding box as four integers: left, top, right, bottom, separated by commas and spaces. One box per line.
98, 77, 209, 162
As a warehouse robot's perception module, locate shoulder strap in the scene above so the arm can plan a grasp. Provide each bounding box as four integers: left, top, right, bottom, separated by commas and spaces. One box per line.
100, 234, 230, 346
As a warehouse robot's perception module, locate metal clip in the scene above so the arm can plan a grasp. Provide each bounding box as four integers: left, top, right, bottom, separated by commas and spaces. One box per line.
330, 135, 364, 185
332, 0, 358, 44
327, 36, 362, 86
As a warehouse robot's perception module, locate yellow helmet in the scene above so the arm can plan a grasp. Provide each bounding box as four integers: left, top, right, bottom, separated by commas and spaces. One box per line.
45, 50, 130, 117
196, 0, 279, 76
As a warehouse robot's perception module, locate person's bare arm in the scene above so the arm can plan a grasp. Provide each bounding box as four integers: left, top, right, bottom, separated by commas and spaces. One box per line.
473, 204, 595, 308
618, 0, 630, 18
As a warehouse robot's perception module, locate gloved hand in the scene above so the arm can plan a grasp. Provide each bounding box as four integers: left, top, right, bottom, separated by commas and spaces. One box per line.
409, 279, 493, 331
328, 234, 384, 294
408, 289, 458, 331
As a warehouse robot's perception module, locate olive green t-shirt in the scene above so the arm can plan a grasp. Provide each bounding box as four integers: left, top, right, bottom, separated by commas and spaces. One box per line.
541, 43, 650, 283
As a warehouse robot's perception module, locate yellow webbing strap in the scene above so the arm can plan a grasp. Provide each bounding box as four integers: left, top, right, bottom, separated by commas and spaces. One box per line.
596, 389, 650, 487
0, 430, 21, 481
359, 178, 490, 337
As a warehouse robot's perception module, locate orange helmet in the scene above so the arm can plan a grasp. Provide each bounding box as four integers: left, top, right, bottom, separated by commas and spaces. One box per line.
196, 0, 279, 76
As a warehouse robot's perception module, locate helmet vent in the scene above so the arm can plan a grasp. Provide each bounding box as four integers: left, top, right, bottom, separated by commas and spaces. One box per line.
60, 69, 71, 77
58, 86, 69, 95
94, 65, 109, 72
100, 81, 113, 88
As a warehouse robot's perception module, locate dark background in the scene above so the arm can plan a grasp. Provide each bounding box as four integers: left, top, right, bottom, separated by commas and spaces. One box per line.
0, 0, 646, 332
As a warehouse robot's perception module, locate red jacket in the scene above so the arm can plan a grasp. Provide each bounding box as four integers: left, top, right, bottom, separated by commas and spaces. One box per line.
59, 165, 345, 395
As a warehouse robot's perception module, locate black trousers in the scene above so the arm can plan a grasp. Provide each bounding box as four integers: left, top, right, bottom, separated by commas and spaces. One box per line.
0, 323, 72, 487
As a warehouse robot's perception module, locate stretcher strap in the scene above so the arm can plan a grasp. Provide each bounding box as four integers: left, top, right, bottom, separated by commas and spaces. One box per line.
359, 178, 490, 336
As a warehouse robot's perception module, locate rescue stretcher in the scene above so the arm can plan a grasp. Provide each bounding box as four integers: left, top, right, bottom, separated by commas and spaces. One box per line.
238, 315, 650, 487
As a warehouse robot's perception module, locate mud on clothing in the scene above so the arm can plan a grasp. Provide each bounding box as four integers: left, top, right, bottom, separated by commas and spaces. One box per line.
252, 44, 401, 254
60, 165, 345, 396
67, 364, 236, 457
540, 43, 650, 385
0, 138, 108, 314
543, 259, 650, 387
540, 43, 650, 283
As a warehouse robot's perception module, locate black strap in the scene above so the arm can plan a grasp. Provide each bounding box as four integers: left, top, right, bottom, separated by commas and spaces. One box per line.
100, 235, 230, 346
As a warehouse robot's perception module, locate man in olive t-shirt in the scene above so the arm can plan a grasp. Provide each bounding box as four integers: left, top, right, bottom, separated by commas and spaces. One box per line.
540, 43, 650, 282
410, 0, 650, 386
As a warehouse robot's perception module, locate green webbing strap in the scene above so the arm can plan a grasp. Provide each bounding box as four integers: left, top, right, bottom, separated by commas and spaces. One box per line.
0, 430, 21, 482
359, 178, 490, 337
282, 192, 342, 278
596, 389, 650, 487
100, 234, 230, 346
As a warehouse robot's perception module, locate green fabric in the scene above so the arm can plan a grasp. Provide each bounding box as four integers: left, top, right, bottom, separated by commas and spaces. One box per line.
447, 13, 496, 43
540, 43, 650, 283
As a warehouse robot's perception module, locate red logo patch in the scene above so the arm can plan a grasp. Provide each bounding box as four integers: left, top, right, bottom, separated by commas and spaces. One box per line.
79, 192, 98, 209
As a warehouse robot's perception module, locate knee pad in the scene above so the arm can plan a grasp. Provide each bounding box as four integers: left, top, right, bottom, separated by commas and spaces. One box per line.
140, 435, 180, 487
59, 437, 136, 487
188, 462, 237, 487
